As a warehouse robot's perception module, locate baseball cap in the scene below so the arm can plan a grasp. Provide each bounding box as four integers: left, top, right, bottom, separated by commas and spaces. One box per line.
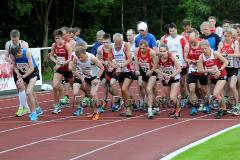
138, 22, 148, 31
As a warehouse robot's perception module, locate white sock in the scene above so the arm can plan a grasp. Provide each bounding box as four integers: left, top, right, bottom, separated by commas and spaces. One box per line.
148, 107, 152, 113
18, 90, 27, 109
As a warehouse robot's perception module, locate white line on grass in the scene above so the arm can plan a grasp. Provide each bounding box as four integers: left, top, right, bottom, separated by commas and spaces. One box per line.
160, 123, 240, 160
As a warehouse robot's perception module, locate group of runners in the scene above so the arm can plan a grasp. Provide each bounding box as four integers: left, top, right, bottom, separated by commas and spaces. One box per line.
5, 16, 240, 121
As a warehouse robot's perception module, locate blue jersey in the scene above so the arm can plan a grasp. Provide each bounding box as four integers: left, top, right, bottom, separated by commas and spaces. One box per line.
135, 33, 157, 48
91, 41, 102, 56
15, 48, 37, 73
201, 33, 220, 51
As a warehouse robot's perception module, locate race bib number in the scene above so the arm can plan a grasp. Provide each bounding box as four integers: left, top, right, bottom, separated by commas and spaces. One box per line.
57, 57, 66, 65
139, 62, 150, 72
17, 63, 29, 73
82, 67, 92, 77
226, 56, 234, 67
116, 59, 127, 71
189, 63, 197, 73
205, 65, 218, 73
161, 66, 173, 75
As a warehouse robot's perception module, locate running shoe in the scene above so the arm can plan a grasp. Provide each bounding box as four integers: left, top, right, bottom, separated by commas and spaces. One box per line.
189, 107, 198, 116
73, 106, 83, 116
36, 107, 43, 116
198, 104, 204, 112
203, 105, 212, 114
60, 95, 70, 105
111, 102, 121, 112
119, 112, 127, 116
98, 106, 105, 113
168, 108, 176, 117
87, 112, 100, 120
82, 96, 91, 107
131, 103, 139, 111
102, 100, 108, 110
23, 106, 31, 115
52, 104, 61, 114
172, 110, 181, 119
228, 104, 240, 114
16, 107, 24, 117
152, 107, 160, 115
148, 108, 154, 119
216, 109, 227, 119
125, 109, 133, 117
29, 112, 38, 121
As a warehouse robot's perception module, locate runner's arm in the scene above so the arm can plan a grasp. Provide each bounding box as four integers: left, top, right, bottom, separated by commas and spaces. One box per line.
150, 49, 158, 72
134, 48, 140, 72
184, 43, 191, 63
171, 54, 181, 78
70, 58, 85, 82
22, 50, 35, 78
215, 53, 228, 70
92, 57, 105, 79
228, 40, 240, 57
49, 43, 58, 64
197, 55, 208, 74
65, 43, 73, 65
120, 43, 131, 68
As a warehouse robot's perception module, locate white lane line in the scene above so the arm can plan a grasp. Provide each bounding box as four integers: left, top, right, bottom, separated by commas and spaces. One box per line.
0, 91, 51, 101
68, 113, 216, 160
160, 123, 240, 160
50, 138, 118, 143
0, 113, 147, 155
0, 114, 81, 134
0, 99, 54, 110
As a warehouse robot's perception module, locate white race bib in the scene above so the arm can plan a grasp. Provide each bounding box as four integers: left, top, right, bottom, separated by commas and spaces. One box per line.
17, 63, 29, 73
161, 66, 174, 75
82, 67, 92, 77
57, 57, 66, 65
188, 63, 197, 73
139, 62, 150, 72
205, 65, 218, 73
226, 56, 234, 68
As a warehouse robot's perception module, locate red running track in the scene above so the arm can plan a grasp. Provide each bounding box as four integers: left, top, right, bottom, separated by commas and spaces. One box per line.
0, 83, 239, 160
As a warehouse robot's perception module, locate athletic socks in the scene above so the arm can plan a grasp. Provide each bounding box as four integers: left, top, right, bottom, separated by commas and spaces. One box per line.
18, 90, 28, 109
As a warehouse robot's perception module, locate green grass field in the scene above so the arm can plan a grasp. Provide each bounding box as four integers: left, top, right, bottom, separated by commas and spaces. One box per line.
172, 126, 240, 160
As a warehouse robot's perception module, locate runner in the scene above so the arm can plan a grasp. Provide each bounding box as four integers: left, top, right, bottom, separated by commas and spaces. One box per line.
218, 29, 240, 113
70, 42, 90, 115
10, 45, 43, 121
135, 21, 158, 53
97, 33, 119, 111
5, 29, 32, 117
108, 33, 134, 117
49, 29, 72, 114
59, 27, 75, 106
185, 30, 209, 115
156, 44, 182, 118
91, 30, 105, 56
134, 40, 158, 119
159, 24, 170, 45
181, 19, 194, 42
164, 23, 189, 100
198, 40, 228, 119
126, 29, 136, 58
71, 46, 104, 120
200, 21, 221, 51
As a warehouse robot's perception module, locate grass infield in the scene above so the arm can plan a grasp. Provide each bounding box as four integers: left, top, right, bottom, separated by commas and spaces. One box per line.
172, 127, 240, 160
